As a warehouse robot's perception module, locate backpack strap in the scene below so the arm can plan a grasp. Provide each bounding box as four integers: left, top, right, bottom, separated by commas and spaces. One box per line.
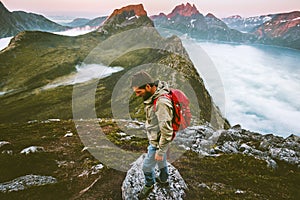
153, 94, 171, 112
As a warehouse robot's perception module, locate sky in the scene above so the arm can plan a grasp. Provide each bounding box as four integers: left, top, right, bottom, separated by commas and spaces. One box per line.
1, 0, 300, 19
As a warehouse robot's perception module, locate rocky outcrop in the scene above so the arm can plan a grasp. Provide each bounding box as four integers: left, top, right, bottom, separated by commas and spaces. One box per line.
0, 175, 57, 193
99, 4, 153, 35
174, 125, 300, 168
107, 4, 147, 20
122, 154, 187, 199
0, 1, 67, 38
20, 146, 45, 155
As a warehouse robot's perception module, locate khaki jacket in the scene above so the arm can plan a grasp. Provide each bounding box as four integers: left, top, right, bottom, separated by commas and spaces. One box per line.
144, 81, 173, 156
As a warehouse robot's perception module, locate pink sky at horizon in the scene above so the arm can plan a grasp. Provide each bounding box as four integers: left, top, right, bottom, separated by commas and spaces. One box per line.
1, 0, 299, 19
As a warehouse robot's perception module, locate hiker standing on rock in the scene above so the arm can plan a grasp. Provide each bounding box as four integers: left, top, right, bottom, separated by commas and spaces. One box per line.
131, 71, 172, 199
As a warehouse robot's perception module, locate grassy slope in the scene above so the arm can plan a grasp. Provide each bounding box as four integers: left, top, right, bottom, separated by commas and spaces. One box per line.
0, 31, 103, 91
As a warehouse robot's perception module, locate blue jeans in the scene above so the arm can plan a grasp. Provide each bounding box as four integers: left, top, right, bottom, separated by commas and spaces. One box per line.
142, 145, 169, 187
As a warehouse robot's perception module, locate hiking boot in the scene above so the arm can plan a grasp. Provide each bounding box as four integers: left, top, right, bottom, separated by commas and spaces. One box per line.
138, 185, 154, 199
155, 177, 169, 187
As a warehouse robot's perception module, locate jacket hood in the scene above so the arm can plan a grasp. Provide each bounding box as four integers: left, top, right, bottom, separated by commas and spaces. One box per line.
144, 80, 170, 105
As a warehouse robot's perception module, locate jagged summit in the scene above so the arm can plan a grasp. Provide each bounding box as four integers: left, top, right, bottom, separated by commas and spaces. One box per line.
167, 3, 200, 18
107, 4, 147, 20
99, 4, 153, 35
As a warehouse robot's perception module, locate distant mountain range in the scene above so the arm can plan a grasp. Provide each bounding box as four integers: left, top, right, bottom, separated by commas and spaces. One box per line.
62, 16, 107, 28
222, 14, 275, 33
0, 1, 68, 38
151, 3, 258, 44
0, 1, 299, 49
151, 3, 300, 50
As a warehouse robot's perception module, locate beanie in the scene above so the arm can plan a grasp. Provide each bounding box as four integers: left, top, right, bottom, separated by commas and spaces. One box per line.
131, 71, 154, 88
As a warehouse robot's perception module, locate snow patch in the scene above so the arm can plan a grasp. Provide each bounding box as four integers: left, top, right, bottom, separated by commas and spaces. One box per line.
190, 19, 196, 28
127, 15, 138, 21
292, 17, 300, 21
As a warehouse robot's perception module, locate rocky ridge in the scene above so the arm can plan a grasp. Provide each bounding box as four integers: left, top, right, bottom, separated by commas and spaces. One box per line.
174, 125, 299, 168
253, 11, 300, 49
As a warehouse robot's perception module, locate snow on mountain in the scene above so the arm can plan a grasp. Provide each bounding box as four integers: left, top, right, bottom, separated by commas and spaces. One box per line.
222, 15, 274, 33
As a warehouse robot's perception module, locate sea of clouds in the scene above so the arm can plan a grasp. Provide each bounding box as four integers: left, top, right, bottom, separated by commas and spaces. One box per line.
183, 40, 300, 137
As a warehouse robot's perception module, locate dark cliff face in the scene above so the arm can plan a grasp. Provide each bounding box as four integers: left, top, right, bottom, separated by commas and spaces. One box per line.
98, 4, 154, 35
0, 1, 67, 38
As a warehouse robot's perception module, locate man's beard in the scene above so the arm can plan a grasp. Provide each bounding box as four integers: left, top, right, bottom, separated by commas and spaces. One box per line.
143, 91, 152, 100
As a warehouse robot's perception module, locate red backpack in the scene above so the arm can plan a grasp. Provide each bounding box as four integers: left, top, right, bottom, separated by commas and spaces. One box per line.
153, 89, 192, 140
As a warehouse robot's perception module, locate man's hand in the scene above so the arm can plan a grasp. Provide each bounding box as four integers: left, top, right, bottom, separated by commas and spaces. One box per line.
155, 152, 163, 161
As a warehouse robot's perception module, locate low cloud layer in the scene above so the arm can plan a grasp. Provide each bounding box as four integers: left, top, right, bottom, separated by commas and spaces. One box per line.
186, 41, 300, 137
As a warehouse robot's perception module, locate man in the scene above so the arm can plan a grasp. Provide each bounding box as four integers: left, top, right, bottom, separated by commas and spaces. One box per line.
131, 71, 174, 199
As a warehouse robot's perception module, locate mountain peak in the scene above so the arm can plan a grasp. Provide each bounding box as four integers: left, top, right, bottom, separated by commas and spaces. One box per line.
206, 13, 217, 18
0, 1, 10, 14
167, 3, 200, 18
99, 4, 153, 35
227, 15, 243, 19
107, 4, 147, 21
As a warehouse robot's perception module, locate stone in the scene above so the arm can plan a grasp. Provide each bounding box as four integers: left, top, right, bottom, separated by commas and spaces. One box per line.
122, 154, 187, 200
